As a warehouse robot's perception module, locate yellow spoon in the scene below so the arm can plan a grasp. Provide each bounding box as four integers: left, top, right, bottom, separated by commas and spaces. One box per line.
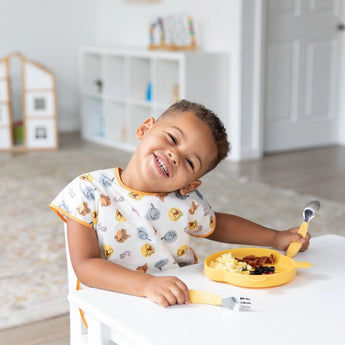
286, 200, 320, 258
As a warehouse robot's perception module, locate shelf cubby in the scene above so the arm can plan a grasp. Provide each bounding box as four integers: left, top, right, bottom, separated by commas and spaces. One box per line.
80, 47, 228, 152
82, 54, 103, 95
81, 96, 103, 139
104, 55, 126, 99
128, 57, 151, 102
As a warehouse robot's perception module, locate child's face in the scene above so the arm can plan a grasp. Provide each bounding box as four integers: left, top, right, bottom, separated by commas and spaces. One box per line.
133, 111, 218, 194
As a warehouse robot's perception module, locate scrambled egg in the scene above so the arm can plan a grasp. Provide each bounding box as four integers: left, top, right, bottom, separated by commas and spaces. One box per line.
209, 252, 252, 273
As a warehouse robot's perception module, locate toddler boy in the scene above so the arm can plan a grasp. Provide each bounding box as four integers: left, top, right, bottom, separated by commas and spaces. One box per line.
50, 100, 310, 307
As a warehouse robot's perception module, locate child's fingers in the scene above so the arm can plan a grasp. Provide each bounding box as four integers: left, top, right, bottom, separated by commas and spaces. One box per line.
173, 280, 190, 304
163, 289, 178, 306
300, 232, 311, 251
154, 285, 186, 307
288, 227, 310, 242
153, 293, 171, 308
289, 226, 300, 234
146, 276, 190, 307
288, 229, 311, 251
161, 280, 189, 306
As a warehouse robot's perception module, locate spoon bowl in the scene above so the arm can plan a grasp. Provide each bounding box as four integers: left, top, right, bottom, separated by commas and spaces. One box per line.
286, 200, 321, 258
303, 200, 320, 222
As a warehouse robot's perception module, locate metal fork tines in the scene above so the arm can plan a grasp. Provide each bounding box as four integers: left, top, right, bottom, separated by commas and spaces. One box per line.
222, 296, 252, 311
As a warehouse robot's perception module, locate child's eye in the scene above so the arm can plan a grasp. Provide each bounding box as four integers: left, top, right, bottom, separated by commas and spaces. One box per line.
169, 134, 177, 144
186, 159, 194, 170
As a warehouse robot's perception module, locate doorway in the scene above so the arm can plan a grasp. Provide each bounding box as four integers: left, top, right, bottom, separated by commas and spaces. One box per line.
262, 0, 344, 153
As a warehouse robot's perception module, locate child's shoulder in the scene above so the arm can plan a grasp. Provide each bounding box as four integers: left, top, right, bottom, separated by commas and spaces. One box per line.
172, 189, 205, 201
78, 168, 115, 180
68, 168, 117, 188
162, 189, 211, 213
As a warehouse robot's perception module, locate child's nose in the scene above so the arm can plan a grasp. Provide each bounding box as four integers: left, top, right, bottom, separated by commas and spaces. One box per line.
168, 151, 179, 166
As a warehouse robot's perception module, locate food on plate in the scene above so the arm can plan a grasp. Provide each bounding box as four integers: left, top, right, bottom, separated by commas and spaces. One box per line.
209, 252, 252, 273
249, 265, 275, 275
236, 254, 274, 267
209, 252, 276, 275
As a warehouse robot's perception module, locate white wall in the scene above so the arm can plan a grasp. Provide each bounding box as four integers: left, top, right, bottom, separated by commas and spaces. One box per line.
338, 3, 345, 145
96, 0, 243, 158
97, 0, 239, 50
237, 0, 263, 160
2, 1, 343, 159
0, 0, 98, 132
0, 0, 247, 158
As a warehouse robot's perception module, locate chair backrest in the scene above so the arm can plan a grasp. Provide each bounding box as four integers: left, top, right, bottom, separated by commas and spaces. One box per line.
64, 223, 78, 292
64, 222, 130, 344
64, 222, 90, 344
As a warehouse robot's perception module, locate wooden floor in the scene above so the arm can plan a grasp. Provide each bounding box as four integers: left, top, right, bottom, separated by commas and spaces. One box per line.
220, 144, 345, 204
1, 315, 70, 345
2, 134, 345, 345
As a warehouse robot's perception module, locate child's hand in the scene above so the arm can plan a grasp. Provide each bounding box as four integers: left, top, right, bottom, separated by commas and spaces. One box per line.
143, 275, 190, 308
274, 227, 311, 252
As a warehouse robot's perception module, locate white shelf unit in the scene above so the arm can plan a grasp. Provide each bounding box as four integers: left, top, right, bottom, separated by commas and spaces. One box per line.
79, 46, 229, 152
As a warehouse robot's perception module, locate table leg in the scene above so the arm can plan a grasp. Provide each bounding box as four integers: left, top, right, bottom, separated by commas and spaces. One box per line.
87, 314, 111, 345
69, 304, 85, 345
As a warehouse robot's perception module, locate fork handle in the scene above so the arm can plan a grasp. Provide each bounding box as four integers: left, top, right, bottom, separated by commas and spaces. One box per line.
189, 289, 222, 306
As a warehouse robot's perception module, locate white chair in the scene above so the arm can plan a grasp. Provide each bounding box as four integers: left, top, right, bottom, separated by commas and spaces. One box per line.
64, 223, 148, 345
64, 224, 125, 345
64, 223, 89, 344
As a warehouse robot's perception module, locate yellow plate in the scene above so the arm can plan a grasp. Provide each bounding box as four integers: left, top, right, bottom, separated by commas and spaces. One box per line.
204, 247, 311, 288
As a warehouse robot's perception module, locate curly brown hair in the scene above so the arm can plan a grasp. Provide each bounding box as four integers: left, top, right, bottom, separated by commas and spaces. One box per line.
158, 99, 231, 171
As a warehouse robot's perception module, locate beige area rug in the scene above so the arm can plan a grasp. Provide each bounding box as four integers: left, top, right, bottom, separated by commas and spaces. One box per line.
1, 146, 345, 330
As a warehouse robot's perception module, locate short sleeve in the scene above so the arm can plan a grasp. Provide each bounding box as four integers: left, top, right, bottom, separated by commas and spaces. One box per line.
49, 173, 98, 228
185, 189, 216, 238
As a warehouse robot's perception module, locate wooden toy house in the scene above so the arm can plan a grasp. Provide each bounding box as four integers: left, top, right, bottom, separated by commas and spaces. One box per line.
0, 52, 58, 151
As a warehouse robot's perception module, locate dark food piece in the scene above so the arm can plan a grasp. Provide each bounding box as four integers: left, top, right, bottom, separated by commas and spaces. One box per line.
249, 266, 275, 275
236, 254, 274, 268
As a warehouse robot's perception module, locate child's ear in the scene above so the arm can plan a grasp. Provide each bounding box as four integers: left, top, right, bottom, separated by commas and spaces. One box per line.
179, 180, 202, 196
136, 117, 155, 139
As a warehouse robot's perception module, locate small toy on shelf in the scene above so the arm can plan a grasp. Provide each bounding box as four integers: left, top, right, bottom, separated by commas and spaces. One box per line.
94, 79, 103, 93
13, 120, 24, 145
148, 13, 197, 51
146, 82, 152, 101
172, 84, 179, 103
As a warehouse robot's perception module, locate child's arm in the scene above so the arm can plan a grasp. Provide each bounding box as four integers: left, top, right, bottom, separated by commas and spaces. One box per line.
207, 212, 310, 252
66, 218, 190, 307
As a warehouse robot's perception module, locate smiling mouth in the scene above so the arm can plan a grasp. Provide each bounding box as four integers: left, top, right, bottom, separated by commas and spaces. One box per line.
154, 154, 169, 177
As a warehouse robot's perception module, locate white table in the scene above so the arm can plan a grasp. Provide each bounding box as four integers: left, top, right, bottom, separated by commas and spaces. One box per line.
68, 235, 345, 345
